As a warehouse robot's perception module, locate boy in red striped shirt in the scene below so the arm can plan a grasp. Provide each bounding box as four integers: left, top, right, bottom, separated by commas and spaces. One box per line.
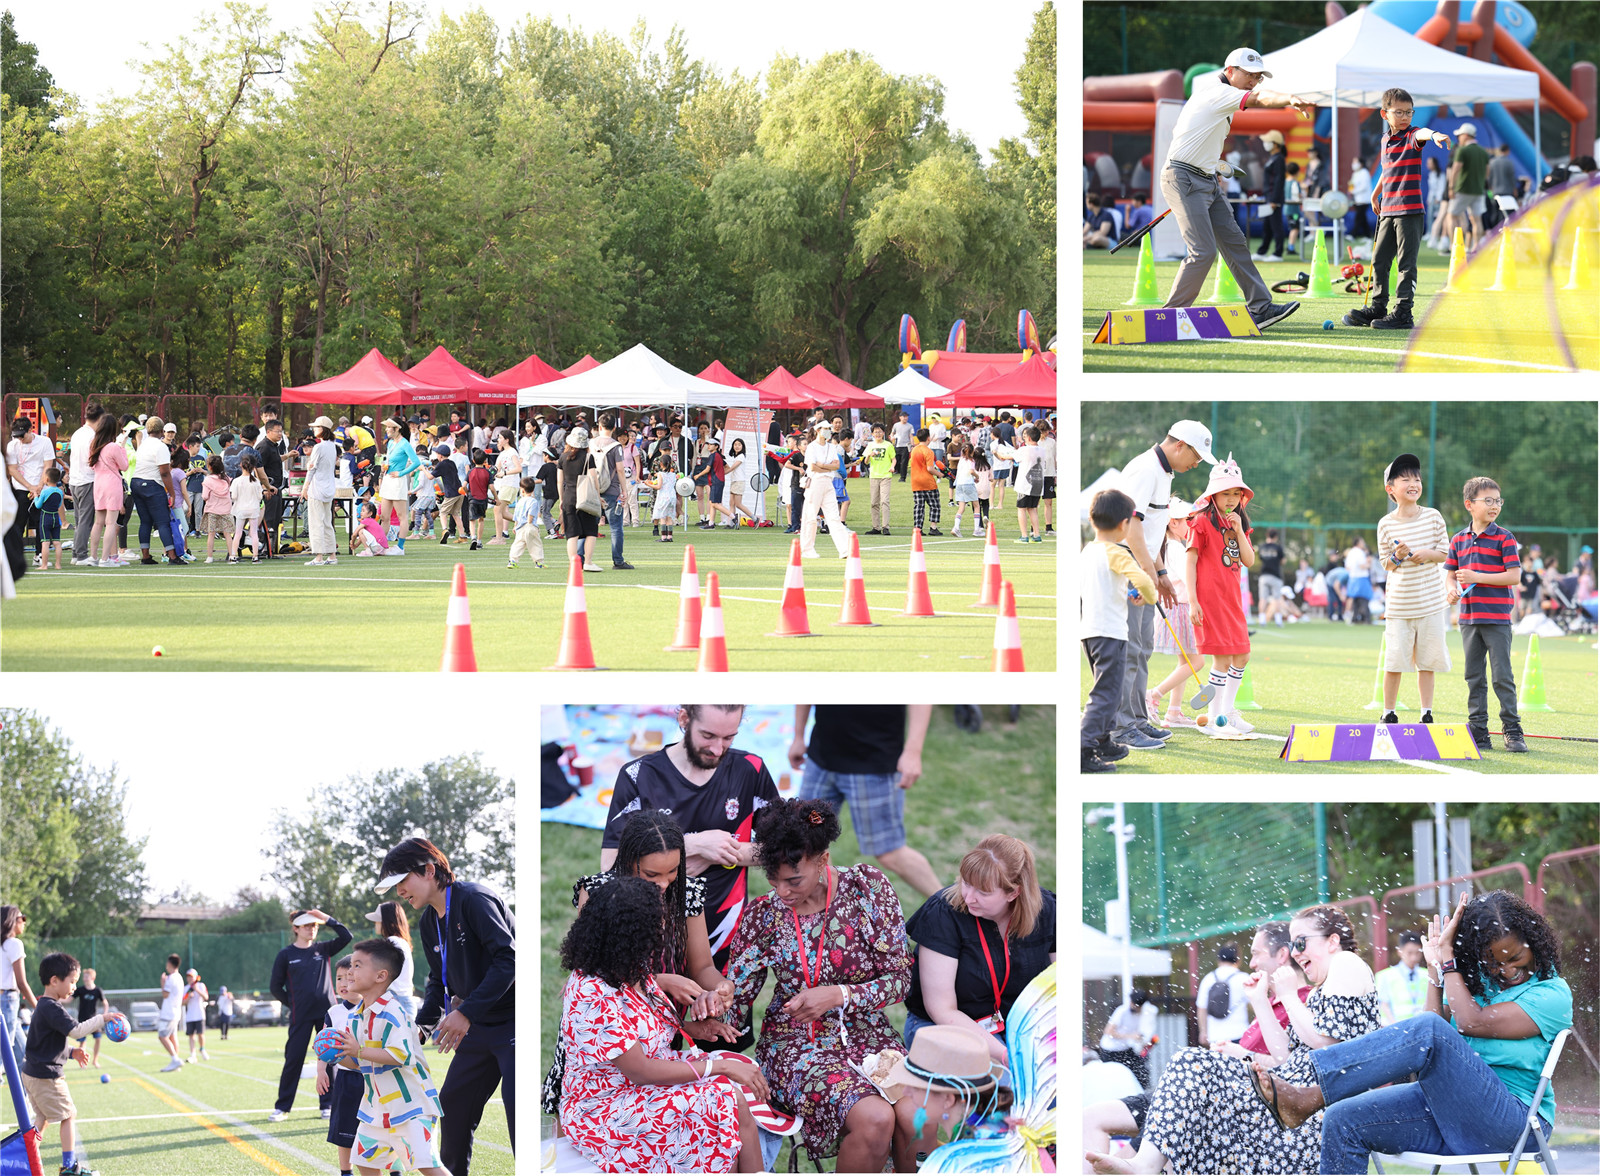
1344, 88, 1454, 332
1445, 476, 1526, 753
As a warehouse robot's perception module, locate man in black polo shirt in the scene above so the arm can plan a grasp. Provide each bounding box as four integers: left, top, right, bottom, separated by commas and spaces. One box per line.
377, 837, 515, 1176
254, 419, 287, 557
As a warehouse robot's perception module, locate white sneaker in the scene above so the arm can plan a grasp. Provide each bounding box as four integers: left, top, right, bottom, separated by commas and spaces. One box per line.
204, 556, 214, 563
186, 1055, 196, 1063
160, 1059, 182, 1072
267, 1109, 288, 1122
1225, 710, 1256, 734
305, 557, 327, 566
72, 557, 92, 565
356, 549, 374, 556
200, 1048, 209, 1060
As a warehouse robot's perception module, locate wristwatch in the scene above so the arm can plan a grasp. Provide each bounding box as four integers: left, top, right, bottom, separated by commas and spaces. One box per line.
1439, 960, 1459, 978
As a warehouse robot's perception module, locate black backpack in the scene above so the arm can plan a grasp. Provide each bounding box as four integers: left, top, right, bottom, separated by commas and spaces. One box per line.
1205, 971, 1234, 1019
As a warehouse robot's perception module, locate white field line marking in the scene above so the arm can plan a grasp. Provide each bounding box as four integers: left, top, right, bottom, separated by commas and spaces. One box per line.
1080, 329, 1581, 371
1397, 759, 1483, 775
102, 1054, 339, 1173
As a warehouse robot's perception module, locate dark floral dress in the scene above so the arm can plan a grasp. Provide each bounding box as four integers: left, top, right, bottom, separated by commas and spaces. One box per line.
1143, 982, 1382, 1173
722, 864, 913, 1160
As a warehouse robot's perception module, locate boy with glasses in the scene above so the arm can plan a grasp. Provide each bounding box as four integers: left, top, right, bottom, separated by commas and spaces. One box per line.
1445, 477, 1526, 752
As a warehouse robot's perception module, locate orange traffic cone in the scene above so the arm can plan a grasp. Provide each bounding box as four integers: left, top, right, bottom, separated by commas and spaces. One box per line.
903, 528, 936, 617
440, 562, 477, 671
664, 544, 703, 651
992, 581, 1024, 672
769, 538, 814, 637
835, 532, 879, 626
974, 521, 1002, 606
697, 572, 730, 671
547, 556, 602, 670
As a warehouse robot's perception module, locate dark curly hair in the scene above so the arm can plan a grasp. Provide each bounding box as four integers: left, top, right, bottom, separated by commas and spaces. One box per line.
753, 798, 840, 875
1453, 890, 1561, 999
559, 875, 666, 990
615, 809, 688, 976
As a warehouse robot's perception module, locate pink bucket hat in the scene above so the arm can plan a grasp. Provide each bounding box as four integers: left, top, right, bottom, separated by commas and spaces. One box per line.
1192, 454, 1254, 513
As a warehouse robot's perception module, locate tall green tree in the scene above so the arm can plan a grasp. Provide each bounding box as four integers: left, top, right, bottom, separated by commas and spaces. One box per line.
993, 2, 1057, 337
0, 710, 149, 938
0, 11, 55, 116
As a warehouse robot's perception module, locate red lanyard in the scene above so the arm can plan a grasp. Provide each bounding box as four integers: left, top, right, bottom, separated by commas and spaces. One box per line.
977, 915, 1011, 1021
790, 867, 835, 1041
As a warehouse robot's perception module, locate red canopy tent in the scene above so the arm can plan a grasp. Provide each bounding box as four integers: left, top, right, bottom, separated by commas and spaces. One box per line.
562, 355, 601, 376
796, 364, 884, 409
753, 366, 821, 409
492, 352, 566, 392
697, 360, 756, 390
921, 350, 1054, 390
281, 348, 458, 405
923, 365, 1001, 412
950, 353, 1057, 409
406, 346, 518, 404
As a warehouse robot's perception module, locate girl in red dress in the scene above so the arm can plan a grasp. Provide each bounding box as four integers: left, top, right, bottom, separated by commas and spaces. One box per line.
1186, 456, 1257, 737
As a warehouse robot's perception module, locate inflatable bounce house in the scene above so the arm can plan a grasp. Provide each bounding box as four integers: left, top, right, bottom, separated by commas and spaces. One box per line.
1084, 0, 1595, 257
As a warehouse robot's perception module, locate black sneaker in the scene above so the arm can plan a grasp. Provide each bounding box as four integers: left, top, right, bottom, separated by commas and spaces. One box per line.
612, 561, 635, 570
1371, 301, 1415, 330
1420, 709, 1435, 724
469, 541, 481, 551
867, 528, 882, 535
926, 528, 943, 536
1342, 303, 1387, 327
1253, 300, 1301, 330
881, 528, 892, 536
439, 535, 448, 545
1082, 746, 1117, 773
1503, 727, 1528, 753
1095, 736, 1130, 763
1382, 710, 1399, 725
1469, 724, 1492, 751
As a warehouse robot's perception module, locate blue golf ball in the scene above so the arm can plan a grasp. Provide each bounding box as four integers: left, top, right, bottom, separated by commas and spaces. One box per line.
101, 1074, 110, 1083
1216, 713, 1228, 728
1322, 320, 1334, 330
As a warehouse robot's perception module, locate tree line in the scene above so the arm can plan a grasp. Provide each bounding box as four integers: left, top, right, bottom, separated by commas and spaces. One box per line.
1, 2, 1055, 400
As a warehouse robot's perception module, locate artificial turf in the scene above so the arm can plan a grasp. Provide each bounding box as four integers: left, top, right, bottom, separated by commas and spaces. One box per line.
1083, 246, 1482, 373
1079, 619, 1599, 774
0, 482, 1057, 672
539, 704, 1057, 1173
0, 1024, 512, 1176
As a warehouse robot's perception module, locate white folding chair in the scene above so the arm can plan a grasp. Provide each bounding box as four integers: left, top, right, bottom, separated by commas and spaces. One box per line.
1373, 1027, 1569, 1175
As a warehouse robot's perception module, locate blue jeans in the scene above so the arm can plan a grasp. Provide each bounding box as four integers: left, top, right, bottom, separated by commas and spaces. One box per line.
604, 494, 625, 564
902, 1008, 936, 1048
1312, 1012, 1551, 1174
1, 990, 23, 1057
130, 477, 176, 552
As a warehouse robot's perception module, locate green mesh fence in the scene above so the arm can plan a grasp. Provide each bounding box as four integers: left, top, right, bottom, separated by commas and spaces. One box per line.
35, 932, 291, 994
1536, 849, 1599, 1117
1085, 803, 1322, 945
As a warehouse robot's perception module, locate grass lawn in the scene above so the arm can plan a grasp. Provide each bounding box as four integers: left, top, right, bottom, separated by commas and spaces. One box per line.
1, 482, 1056, 672
0, 1024, 511, 1175
1080, 620, 1598, 774
1082, 246, 1512, 373
540, 704, 1057, 1172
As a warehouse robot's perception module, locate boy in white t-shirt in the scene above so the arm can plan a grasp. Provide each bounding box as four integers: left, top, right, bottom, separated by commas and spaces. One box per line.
317, 958, 363, 1176
157, 954, 184, 1072
182, 968, 209, 1063
1375, 452, 1450, 725
1082, 488, 1157, 773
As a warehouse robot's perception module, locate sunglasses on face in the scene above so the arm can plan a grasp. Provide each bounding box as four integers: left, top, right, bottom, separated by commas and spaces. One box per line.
1290, 935, 1327, 953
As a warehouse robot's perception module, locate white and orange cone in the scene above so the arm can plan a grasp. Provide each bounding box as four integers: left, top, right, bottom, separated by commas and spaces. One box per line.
440, 562, 477, 672
835, 532, 878, 627
992, 580, 1024, 672
697, 571, 730, 671
547, 556, 602, 670
974, 521, 1003, 607
769, 538, 814, 637
903, 528, 936, 617
664, 544, 702, 651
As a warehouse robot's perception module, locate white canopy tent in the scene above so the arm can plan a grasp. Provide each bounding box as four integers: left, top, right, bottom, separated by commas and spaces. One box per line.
1193, 8, 1540, 261
863, 366, 942, 405
1083, 924, 1173, 983
515, 343, 759, 410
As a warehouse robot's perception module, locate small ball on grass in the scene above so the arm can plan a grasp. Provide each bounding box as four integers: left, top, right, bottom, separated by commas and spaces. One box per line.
101, 1074, 110, 1083
1196, 715, 1209, 727
1322, 320, 1335, 331
151, 645, 165, 658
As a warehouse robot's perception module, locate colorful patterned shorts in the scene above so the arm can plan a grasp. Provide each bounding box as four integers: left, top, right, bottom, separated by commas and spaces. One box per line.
354, 1114, 441, 1171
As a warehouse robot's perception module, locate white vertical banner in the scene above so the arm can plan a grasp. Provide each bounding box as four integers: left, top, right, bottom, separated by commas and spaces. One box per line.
723, 406, 772, 521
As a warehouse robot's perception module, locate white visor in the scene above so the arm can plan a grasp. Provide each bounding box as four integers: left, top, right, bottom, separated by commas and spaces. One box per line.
375, 872, 409, 893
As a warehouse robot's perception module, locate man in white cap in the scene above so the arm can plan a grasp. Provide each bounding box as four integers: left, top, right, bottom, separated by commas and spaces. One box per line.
266, 907, 350, 1121
1446, 123, 1490, 254
1111, 421, 1216, 750
1160, 49, 1316, 329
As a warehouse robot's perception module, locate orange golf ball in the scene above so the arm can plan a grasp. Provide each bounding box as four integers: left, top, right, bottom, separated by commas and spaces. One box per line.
1196, 715, 1209, 727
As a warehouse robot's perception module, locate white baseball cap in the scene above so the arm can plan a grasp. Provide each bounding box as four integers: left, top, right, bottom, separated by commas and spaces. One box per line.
1167, 420, 1218, 465
1455, 123, 1477, 138
1224, 48, 1272, 78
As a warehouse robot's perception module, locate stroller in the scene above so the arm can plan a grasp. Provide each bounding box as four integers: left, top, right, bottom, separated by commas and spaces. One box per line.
1541, 573, 1595, 634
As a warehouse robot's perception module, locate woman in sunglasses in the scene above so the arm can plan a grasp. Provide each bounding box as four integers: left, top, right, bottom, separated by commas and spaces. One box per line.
1246, 890, 1571, 1175
1087, 904, 1379, 1174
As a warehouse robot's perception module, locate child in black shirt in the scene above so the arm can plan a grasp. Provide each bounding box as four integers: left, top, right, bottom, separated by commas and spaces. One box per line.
23, 951, 122, 1176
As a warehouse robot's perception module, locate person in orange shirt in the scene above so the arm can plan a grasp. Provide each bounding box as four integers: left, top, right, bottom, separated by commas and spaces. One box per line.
909, 429, 944, 536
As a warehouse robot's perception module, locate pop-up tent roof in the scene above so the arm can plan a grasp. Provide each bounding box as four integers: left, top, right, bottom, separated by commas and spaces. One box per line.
697, 360, 756, 389
797, 364, 885, 409
1083, 924, 1173, 982
281, 347, 458, 405
562, 355, 601, 376
921, 350, 1041, 390
518, 343, 759, 409
754, 365, 822, 410
492, 353, 565, 391
864, 366, 942, 405
405, 346, 518, 405
951, 352, 1057, 409
924, 365, 1001, 411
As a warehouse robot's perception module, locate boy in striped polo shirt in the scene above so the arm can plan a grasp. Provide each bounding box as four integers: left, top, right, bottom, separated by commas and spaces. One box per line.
332, 938, 449, 1175
1445, 476, 1527, 753
1344, 88, 1454, 331
1376, 453, 1450, 725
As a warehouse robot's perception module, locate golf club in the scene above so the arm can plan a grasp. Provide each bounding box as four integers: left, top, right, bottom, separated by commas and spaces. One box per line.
1489, 732, 1598, 743
1107, 208, 1171, 255
1156, 599, 1215, 708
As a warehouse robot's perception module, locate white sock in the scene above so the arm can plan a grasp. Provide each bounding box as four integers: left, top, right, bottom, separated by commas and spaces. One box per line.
1206, 672, 1228, 721
1221, 668, 1245, 715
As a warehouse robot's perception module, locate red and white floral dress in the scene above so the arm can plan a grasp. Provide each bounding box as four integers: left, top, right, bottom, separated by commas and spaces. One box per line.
558, 971, 743, 1173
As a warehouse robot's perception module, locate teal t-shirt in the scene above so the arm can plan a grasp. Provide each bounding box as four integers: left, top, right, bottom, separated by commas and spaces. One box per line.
1447, 974, 1571, 1124
386, 438, 421, 480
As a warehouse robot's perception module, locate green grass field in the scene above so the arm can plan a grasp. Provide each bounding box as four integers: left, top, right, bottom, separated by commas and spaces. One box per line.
1084, 246, 1480, 373
540, 704, 1056, 1172
1080, 621, 1599, 774
0, 483, 1056, 671
0, 1025, 511, 1175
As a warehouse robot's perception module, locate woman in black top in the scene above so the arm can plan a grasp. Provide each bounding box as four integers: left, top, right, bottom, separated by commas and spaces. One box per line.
904, 834, 1056, 1071
555, 426, 599, 567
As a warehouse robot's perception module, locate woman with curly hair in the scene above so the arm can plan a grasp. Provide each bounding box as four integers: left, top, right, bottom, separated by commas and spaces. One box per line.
556, 874, 770, 1173
718, 798, 914, 1172
1247, 889, 1573, 1175
1087, 903, 1380, 1174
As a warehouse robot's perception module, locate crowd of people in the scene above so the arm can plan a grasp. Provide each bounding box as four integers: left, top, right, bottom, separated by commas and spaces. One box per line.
543, 703, 1056, 1174
1084, 892, 1574, 1175
4, 402, 1055, 587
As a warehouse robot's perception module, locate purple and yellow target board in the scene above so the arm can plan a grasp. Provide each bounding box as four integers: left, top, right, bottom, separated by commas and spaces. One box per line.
1093, 304, 1261, 345
1280, 722, 1482, 762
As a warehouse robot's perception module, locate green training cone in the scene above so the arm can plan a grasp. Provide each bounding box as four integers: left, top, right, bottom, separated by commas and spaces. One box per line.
1362, 634, 1412, 710
1306, 230, 1336, 299
1235, 664, 1263, 710
1203, 258, 1244, 304
1519, 634, 1555, 712
1123, 234, 1164, 307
